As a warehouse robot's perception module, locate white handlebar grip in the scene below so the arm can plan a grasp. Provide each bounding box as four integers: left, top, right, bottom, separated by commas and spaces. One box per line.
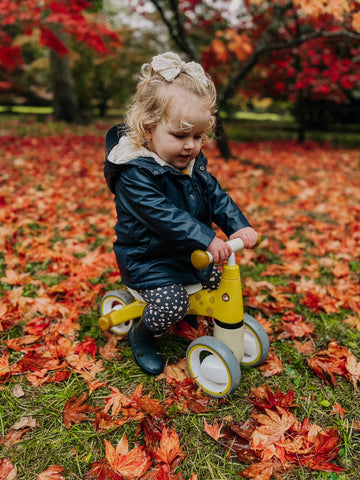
226, 238, 245, 253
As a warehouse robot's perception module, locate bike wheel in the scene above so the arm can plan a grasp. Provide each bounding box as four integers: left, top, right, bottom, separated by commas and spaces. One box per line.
99, 290, 135, 335
186, 336, 241, 398
242, 313, 270, 367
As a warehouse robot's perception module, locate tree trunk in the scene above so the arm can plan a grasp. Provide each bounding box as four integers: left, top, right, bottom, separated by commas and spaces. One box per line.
49, 25, 82, 123
214, 113, 231, 159
296, 92, 306, 143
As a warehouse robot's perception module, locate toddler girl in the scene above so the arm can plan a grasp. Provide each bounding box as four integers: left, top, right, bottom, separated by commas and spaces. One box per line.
104, 51, 258, 375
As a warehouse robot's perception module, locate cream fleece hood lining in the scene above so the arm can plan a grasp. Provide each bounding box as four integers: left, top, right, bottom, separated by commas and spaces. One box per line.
107, 135, 195, 175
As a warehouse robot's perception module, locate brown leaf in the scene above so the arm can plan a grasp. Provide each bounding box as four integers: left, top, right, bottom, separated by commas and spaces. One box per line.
85, 460, 122, 479
345, 352, 360, 390
11, 416, 38, 430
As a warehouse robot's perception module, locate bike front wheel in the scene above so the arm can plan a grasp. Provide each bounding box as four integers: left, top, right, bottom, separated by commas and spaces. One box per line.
186, 336, 241, 398
242, 313, 270, 367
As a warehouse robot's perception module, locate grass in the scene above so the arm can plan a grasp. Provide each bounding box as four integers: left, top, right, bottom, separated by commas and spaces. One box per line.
1, 268, 359, 479
0, 115, 360, 480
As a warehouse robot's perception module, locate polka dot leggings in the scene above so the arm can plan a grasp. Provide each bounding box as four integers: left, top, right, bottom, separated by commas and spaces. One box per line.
138, 265, 221, 333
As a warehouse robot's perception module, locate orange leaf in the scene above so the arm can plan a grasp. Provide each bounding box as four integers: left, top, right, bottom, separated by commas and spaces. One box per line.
251, 407, 297, 450
203, 418, 225, 441
103, 386, 130, 418
330, 403, 347, 419
63, 393, 93, 428
241, 460, 275, 480
37, 465, 65, 480
259, 349, 283, 377
105, 436, 151, 479
153, 428, 185, 465
0, 458, 17, 480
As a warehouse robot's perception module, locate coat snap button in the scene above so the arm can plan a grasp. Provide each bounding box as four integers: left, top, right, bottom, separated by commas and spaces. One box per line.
189, 194, 195, 199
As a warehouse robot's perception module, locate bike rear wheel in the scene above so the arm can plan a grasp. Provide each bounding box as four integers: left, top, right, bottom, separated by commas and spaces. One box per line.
100, 290, 135, 335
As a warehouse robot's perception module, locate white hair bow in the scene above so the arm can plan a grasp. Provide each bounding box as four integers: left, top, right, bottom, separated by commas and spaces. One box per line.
151, 52, 209, 86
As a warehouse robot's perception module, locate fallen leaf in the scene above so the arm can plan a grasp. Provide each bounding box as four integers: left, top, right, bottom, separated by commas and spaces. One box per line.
11, 416, 38, 430
330, 403, 347, 419
0, 458, 17, 480
37, 465, 65, 480
241, 460, 276, 480
259, 349, 283, 377
63, 393, 93, 428
250, 407, 297, 450
11, 384, 25, 398
104, 436, 151, 478
153, 428, 185, 465
203, 418, 225, 441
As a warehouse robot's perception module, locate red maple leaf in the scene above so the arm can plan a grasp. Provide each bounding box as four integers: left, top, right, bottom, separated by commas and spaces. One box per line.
307, 341, 351, 386
249, 384, 298, 410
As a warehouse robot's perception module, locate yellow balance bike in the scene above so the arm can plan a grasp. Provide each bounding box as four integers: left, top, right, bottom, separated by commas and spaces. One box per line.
98, 238, 269, 398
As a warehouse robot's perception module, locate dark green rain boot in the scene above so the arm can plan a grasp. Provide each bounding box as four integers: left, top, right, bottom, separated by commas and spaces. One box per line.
128, 319, 165, 375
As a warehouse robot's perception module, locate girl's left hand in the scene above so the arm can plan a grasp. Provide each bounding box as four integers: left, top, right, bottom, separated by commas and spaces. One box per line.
229, 227, 258, 249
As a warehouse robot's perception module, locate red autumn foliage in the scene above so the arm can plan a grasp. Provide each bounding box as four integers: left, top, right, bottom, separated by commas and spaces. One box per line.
0, 0, 121, 70
204, 385, 343, 479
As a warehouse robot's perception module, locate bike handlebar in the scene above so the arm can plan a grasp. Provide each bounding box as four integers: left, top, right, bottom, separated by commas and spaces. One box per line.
191, 236, 261, 270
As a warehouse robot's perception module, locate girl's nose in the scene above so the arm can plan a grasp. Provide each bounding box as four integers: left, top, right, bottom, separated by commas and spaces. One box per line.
184, 137, 194, 149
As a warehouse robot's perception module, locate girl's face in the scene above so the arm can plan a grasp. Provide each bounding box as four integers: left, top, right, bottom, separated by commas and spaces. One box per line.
146, 88, 211, 171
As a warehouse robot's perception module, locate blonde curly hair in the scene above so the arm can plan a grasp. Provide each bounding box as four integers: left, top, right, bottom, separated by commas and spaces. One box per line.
126, 58, 217, 150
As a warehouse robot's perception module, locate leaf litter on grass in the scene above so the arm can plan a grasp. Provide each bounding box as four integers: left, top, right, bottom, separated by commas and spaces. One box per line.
0, 121, 360, 479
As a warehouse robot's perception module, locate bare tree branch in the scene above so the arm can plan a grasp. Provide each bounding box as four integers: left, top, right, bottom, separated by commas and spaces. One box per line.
151, 0, 198, 60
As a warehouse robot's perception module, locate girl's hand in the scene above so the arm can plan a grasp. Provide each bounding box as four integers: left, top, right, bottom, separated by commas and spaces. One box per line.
229, 227, 258, 249
208, 236, 232, 264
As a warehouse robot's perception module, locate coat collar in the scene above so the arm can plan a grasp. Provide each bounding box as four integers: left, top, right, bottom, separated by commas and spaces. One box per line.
107, 135, 196, 176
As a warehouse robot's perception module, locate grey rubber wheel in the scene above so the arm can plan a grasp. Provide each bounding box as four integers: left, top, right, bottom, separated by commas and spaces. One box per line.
100, 290, 135, 335
186, 336, 241, 398
242, 313, 270, 367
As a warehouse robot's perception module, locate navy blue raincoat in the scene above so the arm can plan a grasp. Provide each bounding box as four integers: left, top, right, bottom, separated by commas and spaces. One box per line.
104, 124, 251, 290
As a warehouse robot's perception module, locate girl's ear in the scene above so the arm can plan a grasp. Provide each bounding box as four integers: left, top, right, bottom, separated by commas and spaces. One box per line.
144, 126, 152, 140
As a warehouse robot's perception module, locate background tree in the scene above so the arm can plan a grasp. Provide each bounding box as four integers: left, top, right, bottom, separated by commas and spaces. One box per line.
0, 0, 121, 121
133, 0, 360, 155
72, 27, 163, 117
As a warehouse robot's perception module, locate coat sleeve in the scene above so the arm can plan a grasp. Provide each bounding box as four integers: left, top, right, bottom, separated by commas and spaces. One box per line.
115, 166, 216, 250
206, 172, 251, 236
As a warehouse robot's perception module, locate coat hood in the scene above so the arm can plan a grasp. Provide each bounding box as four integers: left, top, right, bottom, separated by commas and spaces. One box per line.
105, 123, 195, 194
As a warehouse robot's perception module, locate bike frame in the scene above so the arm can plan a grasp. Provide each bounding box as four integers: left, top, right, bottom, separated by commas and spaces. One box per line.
98, 239, 246, 363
